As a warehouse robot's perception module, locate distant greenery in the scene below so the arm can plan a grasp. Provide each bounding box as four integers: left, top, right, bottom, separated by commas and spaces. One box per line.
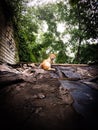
3, 0, 98, 64
69, 0, 98, 63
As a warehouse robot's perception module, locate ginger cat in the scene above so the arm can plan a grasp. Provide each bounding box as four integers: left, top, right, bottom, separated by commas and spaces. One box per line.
40, 54, 56, 70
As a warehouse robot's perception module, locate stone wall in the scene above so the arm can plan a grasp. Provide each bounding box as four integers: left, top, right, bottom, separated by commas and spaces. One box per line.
0, 5, 19, 64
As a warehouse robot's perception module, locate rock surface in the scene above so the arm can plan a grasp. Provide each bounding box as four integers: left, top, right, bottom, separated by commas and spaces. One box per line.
0, 63, 98, 130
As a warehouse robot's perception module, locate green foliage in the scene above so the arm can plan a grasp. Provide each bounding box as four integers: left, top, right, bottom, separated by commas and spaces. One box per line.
56, 50, 69, 63
1, 0, 24, 22
69, 0, 98, 39
80, 44, 98, 64
13, 0, 97, 64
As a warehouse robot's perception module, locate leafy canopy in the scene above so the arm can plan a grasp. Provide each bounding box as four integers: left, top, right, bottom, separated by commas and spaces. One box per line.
5, 0, 98, 63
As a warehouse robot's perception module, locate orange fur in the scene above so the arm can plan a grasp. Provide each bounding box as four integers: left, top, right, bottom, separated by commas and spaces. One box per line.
40, 54, 56, 70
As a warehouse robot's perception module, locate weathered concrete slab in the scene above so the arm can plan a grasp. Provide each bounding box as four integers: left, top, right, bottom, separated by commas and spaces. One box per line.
59, 80, 98, 117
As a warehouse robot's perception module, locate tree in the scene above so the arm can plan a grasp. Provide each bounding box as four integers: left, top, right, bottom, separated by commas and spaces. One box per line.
16, 0, 98, 63
69, 0, 98, 63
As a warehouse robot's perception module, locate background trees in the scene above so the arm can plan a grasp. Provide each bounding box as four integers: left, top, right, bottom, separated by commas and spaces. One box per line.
12, 0, 98, 63
69, 0, 98, 63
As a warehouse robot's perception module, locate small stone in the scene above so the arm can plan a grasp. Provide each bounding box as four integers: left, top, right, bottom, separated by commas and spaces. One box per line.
38, 93, 45, 99
35, 107, 42, 114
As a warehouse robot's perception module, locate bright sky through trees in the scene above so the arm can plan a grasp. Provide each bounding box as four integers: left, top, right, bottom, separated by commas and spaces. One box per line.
27, 0, 74, 59
27, 0, 63, 6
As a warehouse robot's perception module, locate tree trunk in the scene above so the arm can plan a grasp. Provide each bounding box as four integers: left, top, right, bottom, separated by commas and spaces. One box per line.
75, 3, 82, 63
